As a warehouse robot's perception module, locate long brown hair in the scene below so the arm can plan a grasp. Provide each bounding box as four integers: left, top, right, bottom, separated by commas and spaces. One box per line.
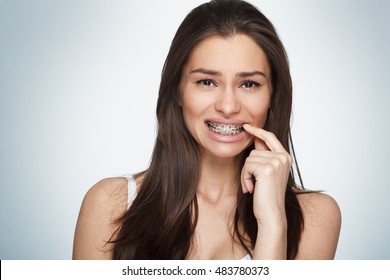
112, 0, 304, 259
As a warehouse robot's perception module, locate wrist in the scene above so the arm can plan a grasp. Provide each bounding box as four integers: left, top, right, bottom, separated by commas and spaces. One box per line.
256, 214, 287, 230
253, 220, 288, 260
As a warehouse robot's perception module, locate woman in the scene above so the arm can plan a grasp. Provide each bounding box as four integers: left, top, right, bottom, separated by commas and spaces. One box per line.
73, 0, 341, 260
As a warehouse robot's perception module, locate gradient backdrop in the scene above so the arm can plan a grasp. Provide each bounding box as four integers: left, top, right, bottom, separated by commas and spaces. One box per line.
1, 0, 389, 259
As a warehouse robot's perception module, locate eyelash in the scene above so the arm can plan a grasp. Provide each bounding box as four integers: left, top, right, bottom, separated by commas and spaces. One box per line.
195, 79, 261, 89
240, 80, 261, 89
196, 79, 216, 87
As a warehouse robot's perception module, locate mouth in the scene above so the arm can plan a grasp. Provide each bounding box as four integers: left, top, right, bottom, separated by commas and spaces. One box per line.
206, 121, 244, 136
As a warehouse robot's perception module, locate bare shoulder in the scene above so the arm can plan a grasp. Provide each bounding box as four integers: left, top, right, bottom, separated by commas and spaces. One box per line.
297, 191, 341, 222
294, 191, 342, 259
72, 177, 129, 259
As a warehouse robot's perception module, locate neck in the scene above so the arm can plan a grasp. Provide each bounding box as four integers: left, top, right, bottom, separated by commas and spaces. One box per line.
197, 151, 243, 203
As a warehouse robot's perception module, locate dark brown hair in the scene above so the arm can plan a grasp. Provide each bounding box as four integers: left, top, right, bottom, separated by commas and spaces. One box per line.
112, 0, 304, 259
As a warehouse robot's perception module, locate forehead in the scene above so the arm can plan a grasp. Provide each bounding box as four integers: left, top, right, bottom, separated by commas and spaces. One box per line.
184, 34, 270, 75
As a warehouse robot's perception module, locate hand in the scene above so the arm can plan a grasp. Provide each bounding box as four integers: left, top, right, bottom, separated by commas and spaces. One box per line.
241, 124, 292, 226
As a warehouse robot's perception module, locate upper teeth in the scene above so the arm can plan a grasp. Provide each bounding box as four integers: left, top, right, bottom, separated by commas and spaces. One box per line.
207, 121, 243, 135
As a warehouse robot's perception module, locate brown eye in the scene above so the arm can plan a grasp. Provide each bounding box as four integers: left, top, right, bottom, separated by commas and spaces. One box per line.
197, 79, 215, 87
241, 80, 260, 89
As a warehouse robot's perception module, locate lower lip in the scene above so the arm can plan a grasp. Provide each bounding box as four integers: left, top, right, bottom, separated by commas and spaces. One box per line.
205, 122, 247, 143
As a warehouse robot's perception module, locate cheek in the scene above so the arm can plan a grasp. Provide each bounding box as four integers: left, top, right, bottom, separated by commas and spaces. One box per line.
253, 110, 269, 129
247, 96, 271, 128
181, 105, 193, 130
181, 96, 201, 133
182, 94, 196, 118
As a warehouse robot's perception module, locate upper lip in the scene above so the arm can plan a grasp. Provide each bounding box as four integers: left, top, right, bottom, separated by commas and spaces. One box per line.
206, 118, 247, 125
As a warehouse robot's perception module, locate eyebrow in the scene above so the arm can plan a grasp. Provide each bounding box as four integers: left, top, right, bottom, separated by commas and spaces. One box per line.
190, 68, 221, 76
189, 68, 267, 78
237, 71, 267, 78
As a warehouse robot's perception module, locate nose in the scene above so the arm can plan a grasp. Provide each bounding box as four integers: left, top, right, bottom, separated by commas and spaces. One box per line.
214, 87, 241, 116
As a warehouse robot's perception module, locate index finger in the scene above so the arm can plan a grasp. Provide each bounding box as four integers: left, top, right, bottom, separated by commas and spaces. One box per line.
243, 124, 286, 152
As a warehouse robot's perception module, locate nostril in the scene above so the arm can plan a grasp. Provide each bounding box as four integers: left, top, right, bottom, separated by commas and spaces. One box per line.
214, 94, 241, 114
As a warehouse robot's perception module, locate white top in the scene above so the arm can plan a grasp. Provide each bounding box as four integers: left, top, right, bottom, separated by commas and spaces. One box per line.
125, 175, 137, 209
124, 175, 252, 260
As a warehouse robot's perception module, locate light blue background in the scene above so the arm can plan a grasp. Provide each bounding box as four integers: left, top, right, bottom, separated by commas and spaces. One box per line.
1, 0, 389, 259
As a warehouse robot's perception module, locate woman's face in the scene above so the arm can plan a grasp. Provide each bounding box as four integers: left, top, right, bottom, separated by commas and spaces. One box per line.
179, 34, 272, 159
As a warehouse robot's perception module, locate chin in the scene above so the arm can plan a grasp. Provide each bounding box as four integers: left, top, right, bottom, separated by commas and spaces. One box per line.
204, 145, 247, 159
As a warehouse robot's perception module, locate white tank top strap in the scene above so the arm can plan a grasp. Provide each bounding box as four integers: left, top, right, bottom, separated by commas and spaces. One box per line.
123, 174, 137, 209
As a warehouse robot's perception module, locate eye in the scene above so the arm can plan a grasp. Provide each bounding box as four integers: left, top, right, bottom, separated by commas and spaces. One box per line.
240, 80, 261, 90
196, 79, 216, 87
